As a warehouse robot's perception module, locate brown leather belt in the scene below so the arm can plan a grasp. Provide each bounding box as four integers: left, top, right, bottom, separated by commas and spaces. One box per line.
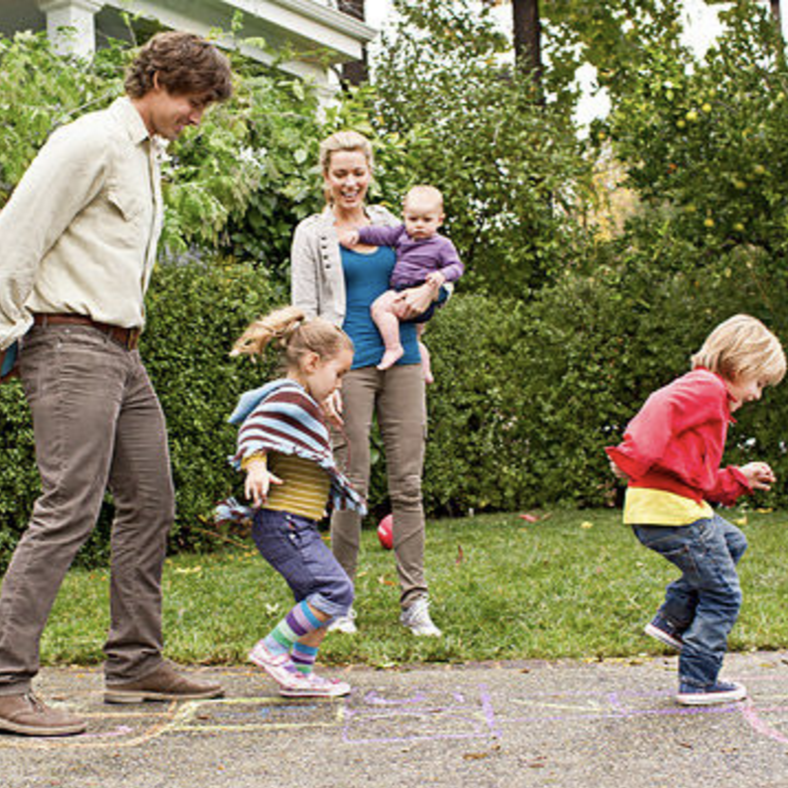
33, 313, 140, 351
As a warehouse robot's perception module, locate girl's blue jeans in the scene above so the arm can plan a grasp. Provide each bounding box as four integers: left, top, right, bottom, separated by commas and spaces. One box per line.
633, 514, 747, 689
252, 509, 354, 619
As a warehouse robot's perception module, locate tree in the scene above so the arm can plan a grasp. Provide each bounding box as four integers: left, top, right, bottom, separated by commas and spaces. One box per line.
373, 0, 592, 298
605, 0, 788, 264
512, 0, 542, 82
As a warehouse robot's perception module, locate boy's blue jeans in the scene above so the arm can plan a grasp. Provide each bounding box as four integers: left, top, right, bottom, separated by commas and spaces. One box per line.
633, 514, 747, 689
252, 509, 353, 619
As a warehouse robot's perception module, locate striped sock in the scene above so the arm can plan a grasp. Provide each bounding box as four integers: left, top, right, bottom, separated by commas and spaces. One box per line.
291, 642, 319, 674
263, 600, 323, 656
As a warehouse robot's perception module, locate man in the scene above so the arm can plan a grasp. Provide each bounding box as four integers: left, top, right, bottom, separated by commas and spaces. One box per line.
0, 31, 233, 736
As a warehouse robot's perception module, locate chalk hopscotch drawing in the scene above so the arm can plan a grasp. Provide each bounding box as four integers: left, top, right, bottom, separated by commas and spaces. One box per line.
2, 674, 787, 750
341, 685, 501, 744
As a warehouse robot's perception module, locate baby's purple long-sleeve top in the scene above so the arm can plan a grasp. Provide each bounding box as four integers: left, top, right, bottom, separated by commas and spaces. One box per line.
356, 224, 464, 289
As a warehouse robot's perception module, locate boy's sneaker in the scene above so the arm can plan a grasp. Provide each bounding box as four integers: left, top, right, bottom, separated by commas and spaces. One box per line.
327, 608, 357, 634
676, 680, 747, 706
644, 616, 684, 651
249, 641, 303, 692
400, 597, 442, 637
279, 672, 351, 698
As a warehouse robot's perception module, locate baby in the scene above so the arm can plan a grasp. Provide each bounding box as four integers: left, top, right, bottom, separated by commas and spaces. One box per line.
339, 185, 463, 381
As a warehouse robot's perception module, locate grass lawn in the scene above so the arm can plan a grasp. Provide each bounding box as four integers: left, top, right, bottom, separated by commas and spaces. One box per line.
41, 507, 788, 667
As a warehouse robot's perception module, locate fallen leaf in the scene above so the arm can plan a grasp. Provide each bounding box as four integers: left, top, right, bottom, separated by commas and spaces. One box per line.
734, 516, 748, 526
456, 544, 464, 565
174, 566, 202, 575
378, 575, 396, 586
756, 508, 773, 514
580, 521, 594, 529
463, 752, 491, 761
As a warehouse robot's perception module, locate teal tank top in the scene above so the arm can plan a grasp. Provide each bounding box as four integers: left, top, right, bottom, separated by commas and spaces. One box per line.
341, 246, 420, 370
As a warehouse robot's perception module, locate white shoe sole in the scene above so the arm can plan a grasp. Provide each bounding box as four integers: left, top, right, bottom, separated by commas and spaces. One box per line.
644, 622, 682, 651
676, 683, 747, 706
279, 683, 351, 698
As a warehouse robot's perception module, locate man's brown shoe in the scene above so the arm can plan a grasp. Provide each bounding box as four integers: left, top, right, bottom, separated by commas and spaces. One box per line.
0, 693, 86, 736
104, 662, 224, 704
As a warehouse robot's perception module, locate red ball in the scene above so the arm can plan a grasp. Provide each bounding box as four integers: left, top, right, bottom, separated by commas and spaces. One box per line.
377, 514, 394, 550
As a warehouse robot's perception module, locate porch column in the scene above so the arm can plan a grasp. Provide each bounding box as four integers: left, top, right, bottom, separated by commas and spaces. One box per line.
38, 0, 104, 58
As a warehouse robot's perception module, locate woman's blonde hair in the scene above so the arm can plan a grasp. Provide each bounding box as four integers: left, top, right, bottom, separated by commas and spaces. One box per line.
318, 130, 373, 205
319, 130, 374, 174
231, 306, 353, 368
691, 314, 786, 385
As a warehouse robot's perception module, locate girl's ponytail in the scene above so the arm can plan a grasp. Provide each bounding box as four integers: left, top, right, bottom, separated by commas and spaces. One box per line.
232, 306, 353, 367
231, 305, 305, 359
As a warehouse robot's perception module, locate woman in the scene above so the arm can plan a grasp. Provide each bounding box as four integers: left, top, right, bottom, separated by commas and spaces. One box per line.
290, 130, 442, 636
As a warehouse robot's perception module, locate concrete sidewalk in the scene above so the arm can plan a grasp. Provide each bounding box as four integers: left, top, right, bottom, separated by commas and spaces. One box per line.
2, 651, 788, 788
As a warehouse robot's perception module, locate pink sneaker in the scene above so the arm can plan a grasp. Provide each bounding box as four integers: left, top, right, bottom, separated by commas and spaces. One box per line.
279, 671, 351, 698
249, 641, 303, 691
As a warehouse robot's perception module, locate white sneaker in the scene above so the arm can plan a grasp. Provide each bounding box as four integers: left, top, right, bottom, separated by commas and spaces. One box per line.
249, 641, 304, 691
400, 597, 442, 637
279, 671, 351, 698
327, 608, 357, 634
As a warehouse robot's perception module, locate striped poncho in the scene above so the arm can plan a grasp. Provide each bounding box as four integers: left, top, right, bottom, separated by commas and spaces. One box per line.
216, 379, 366, 524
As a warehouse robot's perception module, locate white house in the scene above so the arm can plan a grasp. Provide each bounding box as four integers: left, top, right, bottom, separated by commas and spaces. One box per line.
0, 0, 376, 93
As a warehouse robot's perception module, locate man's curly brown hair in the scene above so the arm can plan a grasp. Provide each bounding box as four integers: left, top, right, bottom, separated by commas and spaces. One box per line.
125, 31, 232, 103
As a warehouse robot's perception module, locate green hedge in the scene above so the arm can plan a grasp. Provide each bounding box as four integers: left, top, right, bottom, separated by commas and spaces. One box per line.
422, 242, 787, 515
2, 246, 786, 568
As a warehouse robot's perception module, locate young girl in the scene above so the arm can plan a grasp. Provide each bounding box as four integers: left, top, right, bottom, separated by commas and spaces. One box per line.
220, 306, 364, 698
606, 314, 785, 706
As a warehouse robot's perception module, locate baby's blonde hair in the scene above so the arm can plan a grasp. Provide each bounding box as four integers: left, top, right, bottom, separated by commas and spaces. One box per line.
231, 306, 353, 369
404, 184, 444, 212
691, 314, 786, 385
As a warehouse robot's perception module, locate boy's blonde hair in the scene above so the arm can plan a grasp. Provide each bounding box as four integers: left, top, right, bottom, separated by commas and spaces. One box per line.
691, 314, 786, 385
404, 184, 444, 212
231, 306, 353, 369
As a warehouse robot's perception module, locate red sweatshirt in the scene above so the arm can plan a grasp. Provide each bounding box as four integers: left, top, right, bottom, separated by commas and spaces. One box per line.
605, 369, 751, 507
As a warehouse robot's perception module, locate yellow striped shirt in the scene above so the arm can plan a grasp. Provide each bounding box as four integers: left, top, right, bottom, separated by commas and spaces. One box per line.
624, 487, 713, 526
265, 453, 331, 521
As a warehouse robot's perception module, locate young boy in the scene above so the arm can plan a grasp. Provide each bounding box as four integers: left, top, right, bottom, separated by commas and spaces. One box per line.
339, 185, 463, 382
606, 314, 785, 706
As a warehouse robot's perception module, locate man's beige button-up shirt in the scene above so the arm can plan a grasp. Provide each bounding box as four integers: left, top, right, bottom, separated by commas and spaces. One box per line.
0, 96, 163, 350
